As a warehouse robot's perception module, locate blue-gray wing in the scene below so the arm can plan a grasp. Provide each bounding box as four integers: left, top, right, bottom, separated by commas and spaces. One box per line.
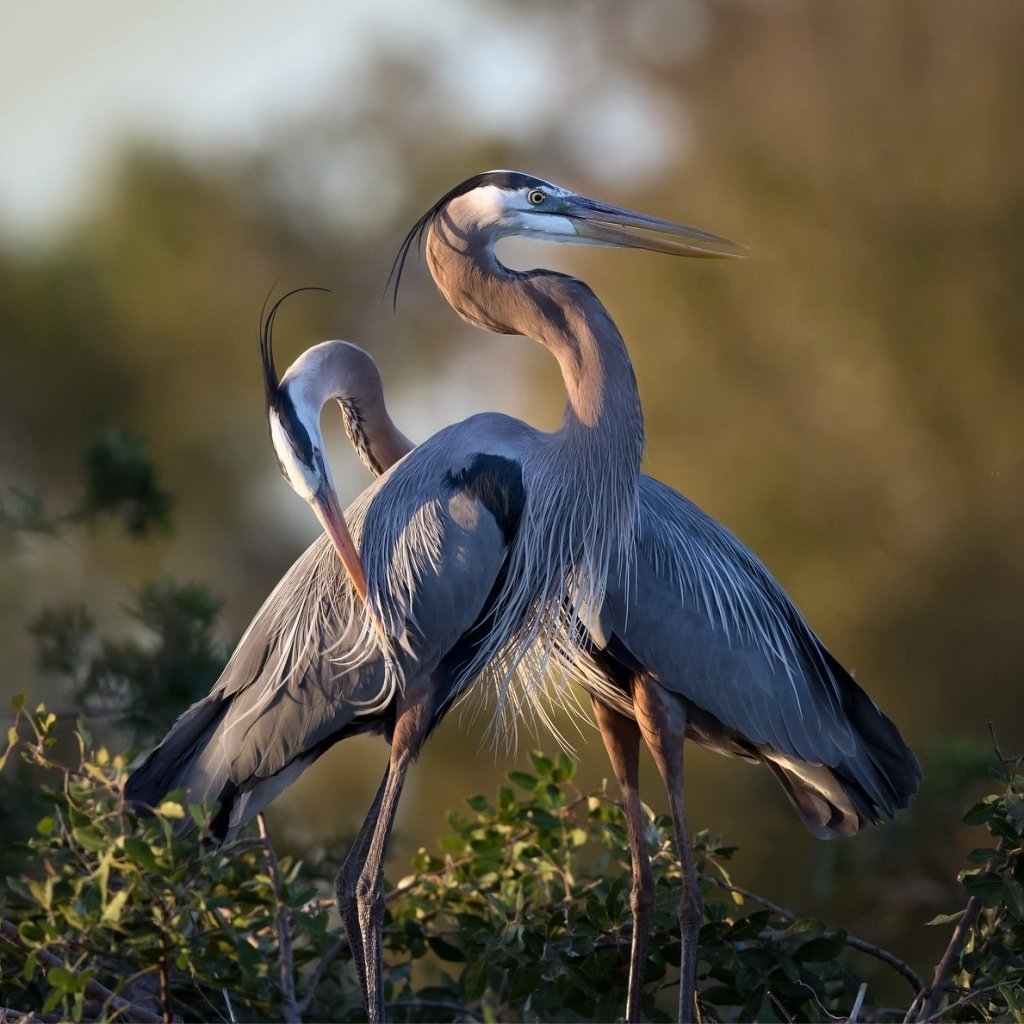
596, 476, 919, 835
126, 447, 520, 837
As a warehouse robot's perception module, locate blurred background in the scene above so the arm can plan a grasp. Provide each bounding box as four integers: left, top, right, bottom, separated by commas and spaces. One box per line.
2, 0, 1022, 997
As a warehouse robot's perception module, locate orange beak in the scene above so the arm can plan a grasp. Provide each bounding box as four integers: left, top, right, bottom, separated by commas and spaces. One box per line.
311, 484, 368, 602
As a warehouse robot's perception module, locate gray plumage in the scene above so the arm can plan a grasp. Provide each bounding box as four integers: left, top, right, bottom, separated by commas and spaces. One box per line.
125, 171, 741, 1022
258, 334, 920, 1023
273, 341, 920, 838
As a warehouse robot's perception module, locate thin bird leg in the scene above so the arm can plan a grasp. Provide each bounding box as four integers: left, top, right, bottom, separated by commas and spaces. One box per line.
334, 691, 432, 1022
335, 766, 391, 1005
593, 695, 654, 1024
633, 681, 701, 1024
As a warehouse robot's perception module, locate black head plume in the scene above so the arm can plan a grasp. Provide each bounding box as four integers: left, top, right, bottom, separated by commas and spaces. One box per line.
258, 286, 331, 413
384, 170, 551, 311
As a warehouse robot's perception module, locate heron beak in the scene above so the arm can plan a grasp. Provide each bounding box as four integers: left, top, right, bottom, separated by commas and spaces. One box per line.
311, 484, 369, 602
567, 198, 745, 259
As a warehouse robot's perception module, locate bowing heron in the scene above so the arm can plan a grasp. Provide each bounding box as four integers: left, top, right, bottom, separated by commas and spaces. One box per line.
262, 329, 920, 1023
125, 170, 740, 1022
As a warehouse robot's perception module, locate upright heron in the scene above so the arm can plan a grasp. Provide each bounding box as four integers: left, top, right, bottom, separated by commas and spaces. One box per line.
265, 330, 920, 1023
125, 171, 739, 1022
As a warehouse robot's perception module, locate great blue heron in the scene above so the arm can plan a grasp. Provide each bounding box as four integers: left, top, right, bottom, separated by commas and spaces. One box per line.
125, 171, 741, 1022
261, 316, 919, 1024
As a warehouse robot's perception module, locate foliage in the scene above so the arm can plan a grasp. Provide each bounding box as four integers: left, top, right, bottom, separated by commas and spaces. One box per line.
79, 430, 174, 538
0, 699, 340, 1023
382, 752, 864, 1023
2, 707, 1019, 1024
919, 744, 1024, 1022
30, 578, 227, 745
0, 430, 172, 547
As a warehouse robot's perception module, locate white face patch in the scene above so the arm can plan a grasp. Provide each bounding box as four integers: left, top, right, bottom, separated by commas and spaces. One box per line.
269, 409, 320, 503
456, 178, 580, 242
457, 183, 513, 226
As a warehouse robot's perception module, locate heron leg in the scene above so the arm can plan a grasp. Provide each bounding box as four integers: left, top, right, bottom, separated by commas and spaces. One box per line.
335, 766, 390, 1007
334, 692, 431, 1023
593, 695, 654, 1024
633, 682, 701, 1024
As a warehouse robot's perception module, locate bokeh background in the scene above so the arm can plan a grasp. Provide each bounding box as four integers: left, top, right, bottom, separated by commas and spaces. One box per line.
2, 0, 1022, 998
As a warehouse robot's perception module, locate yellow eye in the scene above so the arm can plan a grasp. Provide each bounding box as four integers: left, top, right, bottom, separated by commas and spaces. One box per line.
527, 189, 546, 206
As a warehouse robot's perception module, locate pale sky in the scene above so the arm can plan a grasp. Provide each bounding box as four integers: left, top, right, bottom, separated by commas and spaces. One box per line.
1, 2, 386, 239
0, 0, 688, 244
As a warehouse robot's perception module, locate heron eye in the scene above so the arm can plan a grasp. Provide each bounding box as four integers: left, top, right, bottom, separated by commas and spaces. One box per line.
527, 189, 546, 206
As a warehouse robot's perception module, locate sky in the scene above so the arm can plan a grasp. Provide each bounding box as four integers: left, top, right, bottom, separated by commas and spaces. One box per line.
1, 0, 691, 245
1, 2, 384, 239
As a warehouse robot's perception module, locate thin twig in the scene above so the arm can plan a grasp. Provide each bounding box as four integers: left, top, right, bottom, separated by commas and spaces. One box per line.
914, 842, 1004, 1022
848, 982, 868, 1023
296, 936, 349, 1017
913, 897, 981, 1021
918, 980, 1013, 1023
0, 917, 162, 1024
222, 988, 237, 1024
986, 722, 1016, 775
699, 873, 924, 996
256, 814, 301, 1024
766, 990, 795, 1022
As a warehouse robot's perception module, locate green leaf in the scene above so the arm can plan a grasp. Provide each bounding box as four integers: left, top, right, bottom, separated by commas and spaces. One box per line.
428, 935, 466, 962
41, 987, 64, 1014
926, 910, 966, 926
962, 871, 1005, 904
7, 876, 35, 903
47, 965, 74, 990
963, 798, 998, 826
72, 825, 107, 852
18, 920, 45, 946
102, 888, 130, 923
22, 949, 39, 982
464, 955, 489, 1000
123, 836, 159, 871
1004, 878, 1024, 918
507, 771, 537, 791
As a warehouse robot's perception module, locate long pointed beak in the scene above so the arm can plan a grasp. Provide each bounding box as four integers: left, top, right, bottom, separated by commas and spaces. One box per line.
311, 484, 368, 602
567, 198, 745, 259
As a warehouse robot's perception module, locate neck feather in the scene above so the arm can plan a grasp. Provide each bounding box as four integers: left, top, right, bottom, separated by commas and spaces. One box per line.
425, 220, 644, 464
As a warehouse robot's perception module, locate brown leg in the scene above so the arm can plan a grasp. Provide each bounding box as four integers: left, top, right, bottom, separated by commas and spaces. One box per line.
633, 682, 701, 1024
593, 696, 654, 1023
334, 692, 431, 1022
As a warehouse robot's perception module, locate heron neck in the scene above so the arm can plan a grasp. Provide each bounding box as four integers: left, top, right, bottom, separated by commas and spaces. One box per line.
425, 230, 645, 468
335, 396, 414, 478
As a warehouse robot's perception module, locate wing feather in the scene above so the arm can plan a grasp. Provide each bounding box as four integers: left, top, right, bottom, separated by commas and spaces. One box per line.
597, 476, 919, 827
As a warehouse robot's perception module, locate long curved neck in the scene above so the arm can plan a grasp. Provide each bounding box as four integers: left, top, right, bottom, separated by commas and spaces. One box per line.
425, 219, 644, 463
336, 392, 414, 478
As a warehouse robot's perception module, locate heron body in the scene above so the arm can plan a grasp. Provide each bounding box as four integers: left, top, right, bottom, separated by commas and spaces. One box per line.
125, 171, 739, 1022
271, 336, 920, 1021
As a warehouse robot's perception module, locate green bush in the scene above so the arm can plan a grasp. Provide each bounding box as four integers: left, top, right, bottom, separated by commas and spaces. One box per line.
2, 701, 1021, 1022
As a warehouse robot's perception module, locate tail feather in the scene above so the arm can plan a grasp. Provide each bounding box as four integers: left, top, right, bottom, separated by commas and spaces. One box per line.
763, 755, 876, 838
124, 695, 229, 812
831, 650, 921, 814
683, 649, 920, 839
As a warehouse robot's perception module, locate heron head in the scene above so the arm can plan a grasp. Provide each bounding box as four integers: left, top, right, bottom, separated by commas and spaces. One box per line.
490, 173, 745, 258
389, 170, 744, 304
260, 295, 369, 602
